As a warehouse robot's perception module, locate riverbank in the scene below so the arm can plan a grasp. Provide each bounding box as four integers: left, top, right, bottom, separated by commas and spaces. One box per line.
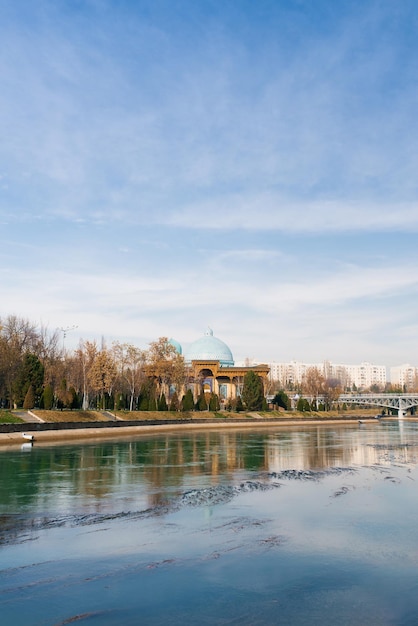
0, 408, 399, 447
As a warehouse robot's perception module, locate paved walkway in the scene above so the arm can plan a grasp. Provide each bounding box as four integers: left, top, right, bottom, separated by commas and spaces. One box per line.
13, 411, 44, 423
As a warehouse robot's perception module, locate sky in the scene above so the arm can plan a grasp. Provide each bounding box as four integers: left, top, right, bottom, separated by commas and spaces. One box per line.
1, 0, 418, 368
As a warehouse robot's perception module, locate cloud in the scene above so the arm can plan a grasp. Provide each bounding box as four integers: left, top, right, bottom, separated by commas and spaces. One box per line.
1, 254, 416, 336
1, 1, 418, 230
1, 1, 418, 367
166, 196, 418, 234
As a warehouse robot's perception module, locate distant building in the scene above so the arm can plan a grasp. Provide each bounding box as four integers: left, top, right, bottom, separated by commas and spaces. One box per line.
390, 364, 418, 390
266, 360, 387, 390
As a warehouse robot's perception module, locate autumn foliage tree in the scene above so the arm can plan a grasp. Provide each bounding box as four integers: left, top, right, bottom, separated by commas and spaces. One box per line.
88, 349, 117, 410
147, 338, 186, 400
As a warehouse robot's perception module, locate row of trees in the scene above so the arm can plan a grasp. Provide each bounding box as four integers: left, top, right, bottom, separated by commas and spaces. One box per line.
0, 316, 269, 412
7, 314, 403, 414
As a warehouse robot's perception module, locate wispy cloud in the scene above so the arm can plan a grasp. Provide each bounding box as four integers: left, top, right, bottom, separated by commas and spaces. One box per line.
166, 197, 418, 233
1, 1, 418, 366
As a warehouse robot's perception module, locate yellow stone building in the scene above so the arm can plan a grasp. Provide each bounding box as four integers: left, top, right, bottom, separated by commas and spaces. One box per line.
170, 328, 270, 401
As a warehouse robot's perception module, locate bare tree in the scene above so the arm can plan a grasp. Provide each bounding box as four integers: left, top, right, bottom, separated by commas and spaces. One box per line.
75, 340, 98, 410
113, 342, 147, 411
302, 366, 326, 408
323, 378, 342, 410
170, 353, 188, 399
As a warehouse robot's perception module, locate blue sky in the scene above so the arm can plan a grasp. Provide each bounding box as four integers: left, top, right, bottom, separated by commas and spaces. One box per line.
1, 0, 418, 367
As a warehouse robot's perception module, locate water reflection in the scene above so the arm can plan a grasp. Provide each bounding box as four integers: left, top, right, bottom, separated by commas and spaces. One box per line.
2, 421, 418, 625
1, 421, 417, 519
266, 421, 418, 470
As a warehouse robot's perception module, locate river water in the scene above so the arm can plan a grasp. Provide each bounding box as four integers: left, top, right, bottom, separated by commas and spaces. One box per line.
1, 420, 418, 625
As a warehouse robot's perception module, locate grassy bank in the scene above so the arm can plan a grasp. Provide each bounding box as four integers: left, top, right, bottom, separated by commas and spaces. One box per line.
0, 410, 24, 424
114, 410, 253, 421
28, 410, 112, 423
0, 407, 383, 424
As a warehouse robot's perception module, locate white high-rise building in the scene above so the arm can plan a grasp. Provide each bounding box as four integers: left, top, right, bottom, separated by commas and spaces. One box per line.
390, 364, 418, 390
267, 360, 387, 390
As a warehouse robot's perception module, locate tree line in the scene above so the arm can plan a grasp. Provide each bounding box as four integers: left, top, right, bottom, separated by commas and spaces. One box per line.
0, 315, 268, 412
5, 314, 394, 414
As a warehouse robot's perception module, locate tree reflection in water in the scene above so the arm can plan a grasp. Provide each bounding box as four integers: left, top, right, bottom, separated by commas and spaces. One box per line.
2, 421, 418, 625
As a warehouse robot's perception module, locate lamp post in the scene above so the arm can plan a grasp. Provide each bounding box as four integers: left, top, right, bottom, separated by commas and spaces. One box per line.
59, 325, 78, 352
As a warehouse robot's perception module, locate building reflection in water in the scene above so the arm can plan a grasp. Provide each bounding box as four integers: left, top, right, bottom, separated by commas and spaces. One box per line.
2, 422, 417, 515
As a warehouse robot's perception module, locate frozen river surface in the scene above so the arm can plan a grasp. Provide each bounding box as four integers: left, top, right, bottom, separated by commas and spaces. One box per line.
1, 420, 418, 625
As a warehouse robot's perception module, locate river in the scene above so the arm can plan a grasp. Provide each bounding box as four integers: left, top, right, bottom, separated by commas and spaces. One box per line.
1, 419, 418, 625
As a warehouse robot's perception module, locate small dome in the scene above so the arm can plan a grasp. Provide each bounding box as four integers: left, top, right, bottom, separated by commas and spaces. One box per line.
168, 338, 182, 355
185, 328, 234, 366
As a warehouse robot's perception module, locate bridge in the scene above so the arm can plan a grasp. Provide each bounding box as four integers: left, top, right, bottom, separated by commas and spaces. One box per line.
338, 394, 418, 418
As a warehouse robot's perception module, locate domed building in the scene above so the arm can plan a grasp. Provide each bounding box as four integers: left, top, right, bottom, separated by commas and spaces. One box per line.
180, 328, 269, 402
168, 337, 182, 355
184, 328, 234, 366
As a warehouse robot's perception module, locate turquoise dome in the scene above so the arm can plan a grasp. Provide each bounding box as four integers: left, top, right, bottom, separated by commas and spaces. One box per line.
168, 338, 182, 355
185, 328, 234, 366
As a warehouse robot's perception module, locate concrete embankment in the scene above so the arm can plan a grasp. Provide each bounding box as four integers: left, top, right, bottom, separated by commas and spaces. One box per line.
0, 415, 385, 447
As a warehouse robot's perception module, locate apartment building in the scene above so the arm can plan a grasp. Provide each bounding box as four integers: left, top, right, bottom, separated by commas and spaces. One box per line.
267, 360, 387, 390
390, 364, 418, 390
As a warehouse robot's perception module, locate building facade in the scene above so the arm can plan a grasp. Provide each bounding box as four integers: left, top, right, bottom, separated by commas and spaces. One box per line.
390, 364, 418, 390
171, 328, 270, 401
266, 360, 387, 391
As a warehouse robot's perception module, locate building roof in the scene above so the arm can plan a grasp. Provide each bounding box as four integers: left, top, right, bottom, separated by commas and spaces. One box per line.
168, 337, 182, 355
185, 328, 234, 366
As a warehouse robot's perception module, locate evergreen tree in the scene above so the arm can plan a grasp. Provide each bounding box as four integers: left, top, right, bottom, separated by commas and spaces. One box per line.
42, 384, 54, 410
242, 371, 264, 411
158, 393, 168, 411
23, 384, 35, 410
235, 396, 244, 412
297, 397, 310, 412
68, 386, 79, 410
272, 390, 290, 410
13, 353, 44, 407
138, 395, 149, 410
169, 391, 179, 411
209, 393, 220, 411
195, 392, 208, 411
181, 389, 194, 411
138, 380, 156, 411
56, 378, 72, 409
